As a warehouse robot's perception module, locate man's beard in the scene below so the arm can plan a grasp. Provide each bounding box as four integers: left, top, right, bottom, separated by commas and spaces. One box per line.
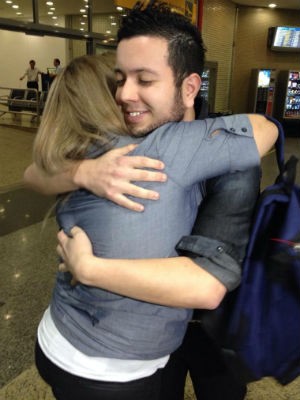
131, 91, 185, 137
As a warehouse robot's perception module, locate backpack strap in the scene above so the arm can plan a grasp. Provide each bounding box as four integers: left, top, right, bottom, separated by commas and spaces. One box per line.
263, 115, 299, 191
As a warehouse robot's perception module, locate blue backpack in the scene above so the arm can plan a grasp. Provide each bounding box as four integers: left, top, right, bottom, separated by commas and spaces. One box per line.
204, 117, 300, 385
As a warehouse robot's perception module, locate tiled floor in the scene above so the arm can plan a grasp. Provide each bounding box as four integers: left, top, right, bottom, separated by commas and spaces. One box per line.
0, 117, 299, 399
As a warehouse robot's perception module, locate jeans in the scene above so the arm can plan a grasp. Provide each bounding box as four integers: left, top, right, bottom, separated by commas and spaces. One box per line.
35, 341, 162, 400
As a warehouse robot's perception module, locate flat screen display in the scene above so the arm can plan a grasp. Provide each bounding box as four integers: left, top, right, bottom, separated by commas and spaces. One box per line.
258, 69, 271, 87
269, 26, 300, 52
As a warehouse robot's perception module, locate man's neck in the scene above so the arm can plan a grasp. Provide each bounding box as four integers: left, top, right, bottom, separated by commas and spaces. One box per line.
183, 107, 196, 122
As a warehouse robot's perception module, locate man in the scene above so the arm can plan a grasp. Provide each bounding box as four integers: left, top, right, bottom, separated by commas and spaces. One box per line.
20, 59, 41, 90
24, 1, 277, 399
49, 58, 63, 78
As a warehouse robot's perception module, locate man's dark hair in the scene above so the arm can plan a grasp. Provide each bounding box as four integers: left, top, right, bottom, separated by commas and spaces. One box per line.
117, 0, 206, 88
54, 58, 60, 65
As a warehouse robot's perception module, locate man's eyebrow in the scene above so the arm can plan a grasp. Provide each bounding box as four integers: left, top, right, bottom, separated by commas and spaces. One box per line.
114, 67, 159, 75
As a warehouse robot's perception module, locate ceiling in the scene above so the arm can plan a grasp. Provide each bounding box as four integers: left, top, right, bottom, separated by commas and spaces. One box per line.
0, 0, 299, 27
232, 0, 300, 10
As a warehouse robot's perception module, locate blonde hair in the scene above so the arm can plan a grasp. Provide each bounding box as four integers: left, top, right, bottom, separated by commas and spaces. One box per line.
33, 54, 129, 174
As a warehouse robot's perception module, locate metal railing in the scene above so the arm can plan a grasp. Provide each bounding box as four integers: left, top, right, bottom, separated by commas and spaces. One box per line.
0, 87, 48, 122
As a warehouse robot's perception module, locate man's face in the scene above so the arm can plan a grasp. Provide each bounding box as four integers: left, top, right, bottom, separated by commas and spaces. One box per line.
115, 36, 185, 136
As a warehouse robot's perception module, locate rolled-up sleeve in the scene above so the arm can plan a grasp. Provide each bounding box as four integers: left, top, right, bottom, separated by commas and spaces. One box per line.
176, 166, 261, 291
176, 236, 242, 291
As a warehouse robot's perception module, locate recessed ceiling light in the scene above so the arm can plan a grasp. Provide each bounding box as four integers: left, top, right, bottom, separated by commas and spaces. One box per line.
46, 2, 54, 6
268, 3, 277, 8
5, 0, 13, 3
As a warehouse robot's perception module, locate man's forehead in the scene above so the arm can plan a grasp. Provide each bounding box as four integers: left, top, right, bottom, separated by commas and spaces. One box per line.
116, 36, 169, 73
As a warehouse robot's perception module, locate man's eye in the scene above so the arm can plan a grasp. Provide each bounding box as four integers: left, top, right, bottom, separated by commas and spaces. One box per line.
116, 79, 125, 87
139, 80, 152, 86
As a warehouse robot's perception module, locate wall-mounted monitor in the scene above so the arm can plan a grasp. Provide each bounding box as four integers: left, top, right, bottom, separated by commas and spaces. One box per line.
268, 26, 300, 52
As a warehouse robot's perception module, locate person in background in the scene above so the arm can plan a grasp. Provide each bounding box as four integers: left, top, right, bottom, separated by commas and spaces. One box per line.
49, 58, 63, 79
20, 59, 41, 90
24, 1, 277, 399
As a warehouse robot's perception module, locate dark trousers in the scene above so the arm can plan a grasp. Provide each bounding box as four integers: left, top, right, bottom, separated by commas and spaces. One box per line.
27, 81, 38, 90
159, 321, 247, 400
35, 341, 162, 400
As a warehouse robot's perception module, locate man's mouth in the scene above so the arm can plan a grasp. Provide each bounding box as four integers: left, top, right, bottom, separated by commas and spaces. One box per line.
124, 110, 148, 124
128, 111, 144, 117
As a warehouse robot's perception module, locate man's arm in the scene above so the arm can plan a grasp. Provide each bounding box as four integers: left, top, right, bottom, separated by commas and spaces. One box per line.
24, 114, 277, 202
176, 167, 260, 292
247, 114, 278, 157
24, 144, 167, 212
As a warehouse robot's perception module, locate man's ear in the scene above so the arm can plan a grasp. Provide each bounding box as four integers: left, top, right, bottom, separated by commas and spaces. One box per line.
181, 73, 202, 108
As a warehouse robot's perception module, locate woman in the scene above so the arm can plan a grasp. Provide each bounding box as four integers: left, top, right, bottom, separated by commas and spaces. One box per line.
33, 54, 267, 400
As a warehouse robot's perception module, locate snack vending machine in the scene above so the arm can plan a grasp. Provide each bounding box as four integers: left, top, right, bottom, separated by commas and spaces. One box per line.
275, 70, 300, 119
248, 68, 276, 115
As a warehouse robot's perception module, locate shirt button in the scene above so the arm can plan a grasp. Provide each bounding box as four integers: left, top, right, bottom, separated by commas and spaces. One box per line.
217, 246, 224, 253
242, 127, 248, 132
230, 127, 236, 132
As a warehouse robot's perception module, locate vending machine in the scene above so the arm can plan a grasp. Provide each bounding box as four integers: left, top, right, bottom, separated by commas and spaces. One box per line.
248, 68, 277, 115
274, 70, 300, 119
200, 61, 217, 113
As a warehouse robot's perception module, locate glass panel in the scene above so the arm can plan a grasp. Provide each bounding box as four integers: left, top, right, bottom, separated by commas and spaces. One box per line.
36, 0, 125, 35
0, 0, 33, 22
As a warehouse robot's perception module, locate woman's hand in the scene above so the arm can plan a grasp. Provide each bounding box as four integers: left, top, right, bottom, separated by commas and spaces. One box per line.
57, 226, 94, 284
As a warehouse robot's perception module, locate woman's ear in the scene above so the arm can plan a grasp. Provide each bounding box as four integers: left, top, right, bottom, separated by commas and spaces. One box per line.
181, 73, 202, 108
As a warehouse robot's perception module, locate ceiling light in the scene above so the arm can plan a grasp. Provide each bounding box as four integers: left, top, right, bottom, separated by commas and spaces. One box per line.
116, 6, 123, 11
12, 5, 19, 8
46, 1, 54, 5
268, 3, 277, 8
5, 0, 13, 3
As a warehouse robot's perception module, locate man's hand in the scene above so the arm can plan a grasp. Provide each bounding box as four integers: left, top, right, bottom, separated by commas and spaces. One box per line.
74, 144, 167, 212
24, 144, 167, 212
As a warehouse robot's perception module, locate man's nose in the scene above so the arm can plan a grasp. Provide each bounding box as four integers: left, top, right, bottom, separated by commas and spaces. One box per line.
117, 80, 139, 103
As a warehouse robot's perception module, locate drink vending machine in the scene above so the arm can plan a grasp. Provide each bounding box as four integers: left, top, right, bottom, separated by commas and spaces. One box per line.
248, 68, 277, 115
274, 70, 300, 119
200, 61, 217, 113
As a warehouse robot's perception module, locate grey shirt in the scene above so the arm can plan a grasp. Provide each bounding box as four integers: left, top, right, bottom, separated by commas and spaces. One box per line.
51, 114, 260, 360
